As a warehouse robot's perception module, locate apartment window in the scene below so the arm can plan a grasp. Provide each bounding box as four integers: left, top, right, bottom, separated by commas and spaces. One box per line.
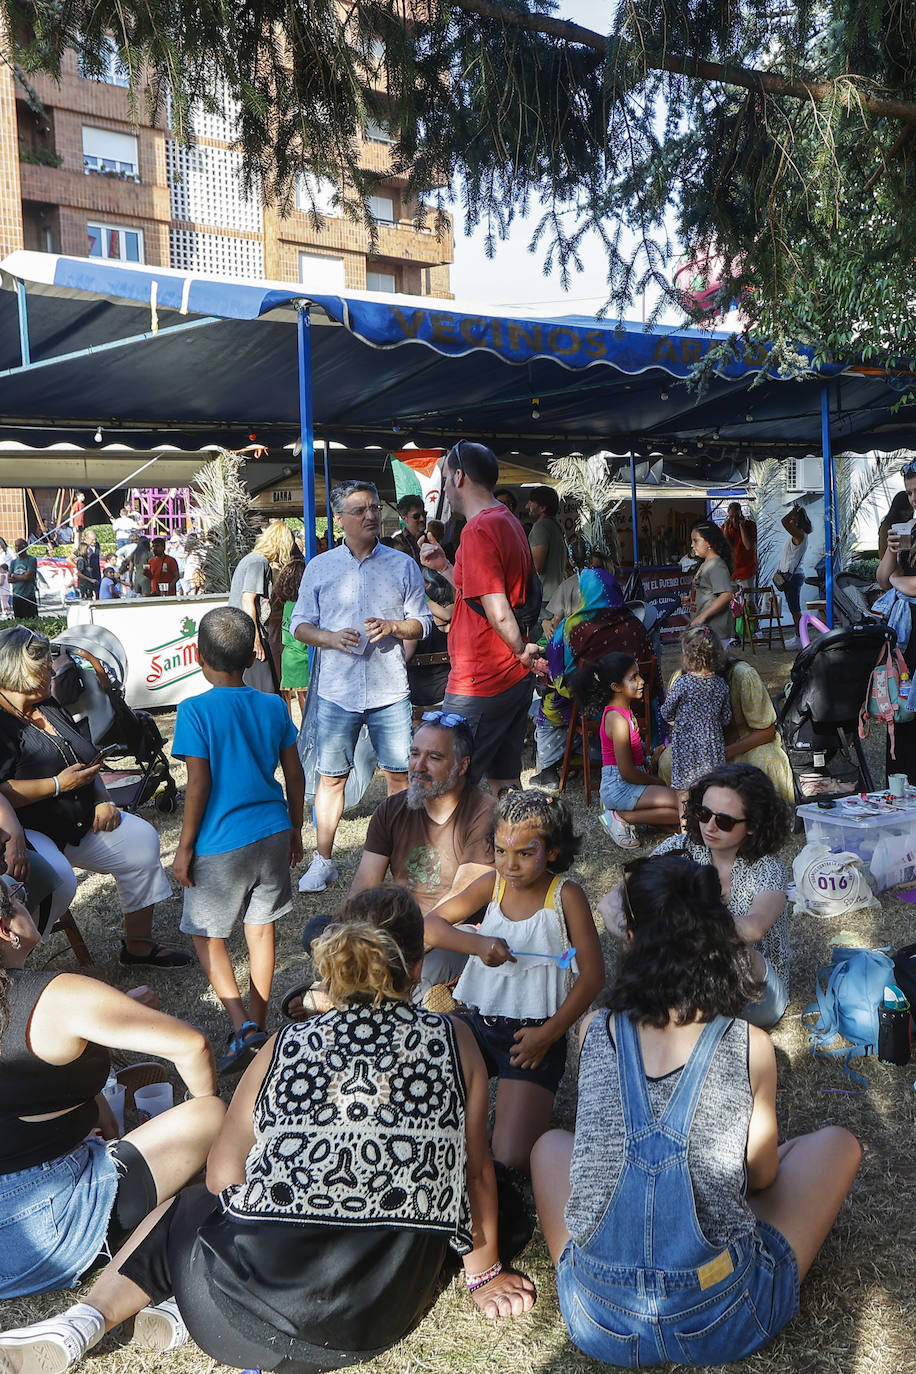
78, 36, 130, 87
296, 175, 339, 217
366, 269, 397, 294
368, 194, 394, 224
366, 115, 394, 144
299, 252, 346, 290
82, 126, 139, 180
87, 222, 143, 261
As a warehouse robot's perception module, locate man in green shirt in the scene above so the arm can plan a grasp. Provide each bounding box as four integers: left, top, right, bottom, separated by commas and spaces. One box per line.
526, 485, 567, 610
9, 540, 39, 619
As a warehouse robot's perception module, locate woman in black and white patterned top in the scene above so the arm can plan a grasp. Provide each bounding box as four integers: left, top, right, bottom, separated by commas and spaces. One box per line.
0, 887, 534, 1374
602, 764, 793, 1030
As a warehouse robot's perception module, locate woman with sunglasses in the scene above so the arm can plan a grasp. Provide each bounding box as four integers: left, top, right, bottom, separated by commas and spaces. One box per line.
876, 460, 916, 782
601, 763, 793, 1028
531, 851, 861, 1367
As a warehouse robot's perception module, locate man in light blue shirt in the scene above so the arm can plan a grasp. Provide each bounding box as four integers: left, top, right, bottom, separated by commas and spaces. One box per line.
291, 480, 431, 891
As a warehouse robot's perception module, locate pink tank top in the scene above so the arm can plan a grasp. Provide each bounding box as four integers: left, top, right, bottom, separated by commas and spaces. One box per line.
601, 704, 645, 768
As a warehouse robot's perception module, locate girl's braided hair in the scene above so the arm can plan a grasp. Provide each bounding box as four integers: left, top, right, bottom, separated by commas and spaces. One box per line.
495, 788, 581, 872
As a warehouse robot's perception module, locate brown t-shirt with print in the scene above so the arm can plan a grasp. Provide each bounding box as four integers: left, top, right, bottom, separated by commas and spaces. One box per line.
363, 786, 494, 913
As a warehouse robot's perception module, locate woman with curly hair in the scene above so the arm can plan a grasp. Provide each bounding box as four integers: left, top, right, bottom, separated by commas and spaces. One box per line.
531, 852, 861, 1368
602, 763, 794, 1028
689, 519, 735, 642
0, 886, 535, 1374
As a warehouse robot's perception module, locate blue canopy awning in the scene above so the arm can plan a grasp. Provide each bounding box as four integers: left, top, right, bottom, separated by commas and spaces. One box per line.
0, 251, 913, 456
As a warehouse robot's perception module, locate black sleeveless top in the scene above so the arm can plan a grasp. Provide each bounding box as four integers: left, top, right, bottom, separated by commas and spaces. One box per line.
0, 970, 110, 1172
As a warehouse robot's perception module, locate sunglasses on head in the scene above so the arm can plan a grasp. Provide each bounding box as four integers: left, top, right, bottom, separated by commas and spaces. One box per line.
694, 804, 748, 832
421, 710, 469, 730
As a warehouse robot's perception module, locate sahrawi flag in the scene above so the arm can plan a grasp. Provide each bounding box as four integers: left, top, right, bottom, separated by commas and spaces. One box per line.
390, 449, 449, 523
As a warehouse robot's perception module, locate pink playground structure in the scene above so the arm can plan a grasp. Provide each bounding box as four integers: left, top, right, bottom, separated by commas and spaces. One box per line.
132, 488, 193, 536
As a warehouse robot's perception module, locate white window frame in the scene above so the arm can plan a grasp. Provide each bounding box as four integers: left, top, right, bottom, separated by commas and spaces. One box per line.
366, 268, 397, 294
296, 175, 340, 217
86, 221, 144, 262
298, 251, 347, 290
366, 115, 394, 144
82, 126, 139, 181
368, 194, 395, 224
78, 35, 130, 87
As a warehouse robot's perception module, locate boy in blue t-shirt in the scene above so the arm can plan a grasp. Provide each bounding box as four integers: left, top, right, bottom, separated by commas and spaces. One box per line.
172, 606, 304, 1074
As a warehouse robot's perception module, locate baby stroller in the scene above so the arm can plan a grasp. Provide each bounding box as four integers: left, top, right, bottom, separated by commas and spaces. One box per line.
776, 621, 894, 800
49, 624, 178, 813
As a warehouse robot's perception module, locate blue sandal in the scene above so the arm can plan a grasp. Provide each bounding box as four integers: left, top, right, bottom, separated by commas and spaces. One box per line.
218, 1021, 268, 1076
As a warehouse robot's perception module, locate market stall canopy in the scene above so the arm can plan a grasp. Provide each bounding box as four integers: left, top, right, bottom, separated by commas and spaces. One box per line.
1, 251, 915, 457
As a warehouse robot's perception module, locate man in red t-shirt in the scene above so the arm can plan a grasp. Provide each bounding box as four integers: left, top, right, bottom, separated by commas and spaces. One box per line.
723, 502, 757, 589
145, 537, 180, 597
421, 441, 541, 790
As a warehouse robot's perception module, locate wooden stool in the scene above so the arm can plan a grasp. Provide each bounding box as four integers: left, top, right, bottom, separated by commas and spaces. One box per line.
558, 658, 655, 807
752, 585, 787, 650
51, 909, 93, 965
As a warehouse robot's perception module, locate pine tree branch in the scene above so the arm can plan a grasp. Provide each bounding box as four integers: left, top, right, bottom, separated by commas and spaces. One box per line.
449, 0, 916, 122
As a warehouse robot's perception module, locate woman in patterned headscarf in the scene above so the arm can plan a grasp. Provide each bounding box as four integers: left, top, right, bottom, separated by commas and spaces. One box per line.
531, 570, 655, 789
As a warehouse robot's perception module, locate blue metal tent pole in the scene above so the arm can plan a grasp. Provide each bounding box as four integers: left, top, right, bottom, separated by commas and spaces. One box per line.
297, 306, 317, 563
629, 454, 639, 566
821, 385, 834, 628
15, 281, 30, 367
323, 439, 334, 548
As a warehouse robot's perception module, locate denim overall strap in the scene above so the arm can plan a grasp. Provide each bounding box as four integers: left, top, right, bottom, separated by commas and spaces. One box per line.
612, 1013, 736, 1275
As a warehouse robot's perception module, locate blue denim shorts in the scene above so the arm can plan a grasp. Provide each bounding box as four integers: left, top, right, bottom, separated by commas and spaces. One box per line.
600, 764, 647, 812
316, 694, 412, 776
0, 1139, 119, 1299
743, 957, 789, 1030
556, 1221, 799, 1367
461, 1011, 567, 1093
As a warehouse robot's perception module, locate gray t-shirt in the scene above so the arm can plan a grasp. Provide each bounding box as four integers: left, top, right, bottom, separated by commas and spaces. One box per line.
528, 517, 566, 604
565, 1013, 755, 1250
693, 554, 734, 641
229, 551, 271, 607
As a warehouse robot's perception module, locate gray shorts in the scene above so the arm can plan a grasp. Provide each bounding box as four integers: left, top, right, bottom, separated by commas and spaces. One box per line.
179, 831, 293, 939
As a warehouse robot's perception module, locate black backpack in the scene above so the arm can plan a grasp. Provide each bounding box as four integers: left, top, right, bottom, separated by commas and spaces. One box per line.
465, 567, 544, 639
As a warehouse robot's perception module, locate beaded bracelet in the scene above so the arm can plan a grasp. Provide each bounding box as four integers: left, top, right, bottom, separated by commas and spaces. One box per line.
465, 1260, 502, 1293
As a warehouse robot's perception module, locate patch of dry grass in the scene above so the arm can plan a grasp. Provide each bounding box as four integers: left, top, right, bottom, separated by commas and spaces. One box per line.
7, 643, 916, 1374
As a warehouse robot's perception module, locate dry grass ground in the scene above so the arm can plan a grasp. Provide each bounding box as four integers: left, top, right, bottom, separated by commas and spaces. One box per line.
4, 641, 915, 1374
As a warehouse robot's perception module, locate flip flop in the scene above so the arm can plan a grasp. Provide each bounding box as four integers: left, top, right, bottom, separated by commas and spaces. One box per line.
119, 940, 192, 968
281, 982, 330, 1020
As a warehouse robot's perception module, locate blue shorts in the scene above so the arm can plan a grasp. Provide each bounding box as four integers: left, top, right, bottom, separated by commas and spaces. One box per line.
557, 1220, 799, 1366
316, 695, 412, 776
600, 764, 647, 812
743, 957, 789, 1030
461, 1011, 567, 1093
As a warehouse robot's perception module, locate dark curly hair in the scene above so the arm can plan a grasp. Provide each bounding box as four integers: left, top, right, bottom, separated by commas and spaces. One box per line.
683, 763, 793, 862
606, 855, 761, 1025
691, 519, 733, 575
271, 555, 306, 605
567, 652, 637, 707
495, 788, 581, 872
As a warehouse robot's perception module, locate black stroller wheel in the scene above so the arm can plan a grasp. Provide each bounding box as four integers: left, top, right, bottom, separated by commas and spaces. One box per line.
154, 779, 178, 813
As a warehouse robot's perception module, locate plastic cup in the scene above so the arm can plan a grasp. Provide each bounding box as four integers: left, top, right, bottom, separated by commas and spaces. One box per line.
134, 1082, 173, 1123
889, 773, 908, 798
101, 1081, 125, 1134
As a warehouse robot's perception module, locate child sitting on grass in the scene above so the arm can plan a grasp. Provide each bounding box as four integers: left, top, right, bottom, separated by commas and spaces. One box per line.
172, 606, 304, 1074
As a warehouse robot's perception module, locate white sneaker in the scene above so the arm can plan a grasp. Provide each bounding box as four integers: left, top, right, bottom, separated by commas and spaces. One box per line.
783, 635, 801, 649
600, 810, 640, 848
298, 853, 339, 892
0, 1304, 105, 1373
132, 1298, 188, 1352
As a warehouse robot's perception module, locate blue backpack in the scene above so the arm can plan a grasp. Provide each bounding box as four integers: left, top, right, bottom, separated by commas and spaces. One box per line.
803, 947, 894, 1085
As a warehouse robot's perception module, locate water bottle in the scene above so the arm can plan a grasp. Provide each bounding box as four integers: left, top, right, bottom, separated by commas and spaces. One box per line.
878, 985, 911, 1066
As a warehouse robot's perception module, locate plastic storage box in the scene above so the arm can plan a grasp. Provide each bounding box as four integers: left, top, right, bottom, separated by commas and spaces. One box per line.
796, 803, 916, 892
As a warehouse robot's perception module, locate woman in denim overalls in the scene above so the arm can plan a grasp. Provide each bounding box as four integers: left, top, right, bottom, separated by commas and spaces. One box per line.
532, 853, 861, 1367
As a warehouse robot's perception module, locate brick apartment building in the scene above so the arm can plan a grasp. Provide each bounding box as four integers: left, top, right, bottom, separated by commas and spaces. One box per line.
0, 37, 454, 538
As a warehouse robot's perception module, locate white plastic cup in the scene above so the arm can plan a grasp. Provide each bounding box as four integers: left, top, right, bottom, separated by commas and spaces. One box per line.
101, 1081, 125, 1134
134, 1082, 173, 1123
889, 773, 908, 798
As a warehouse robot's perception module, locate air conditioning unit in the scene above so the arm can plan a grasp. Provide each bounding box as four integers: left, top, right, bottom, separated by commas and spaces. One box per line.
785, 456, 823, 494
